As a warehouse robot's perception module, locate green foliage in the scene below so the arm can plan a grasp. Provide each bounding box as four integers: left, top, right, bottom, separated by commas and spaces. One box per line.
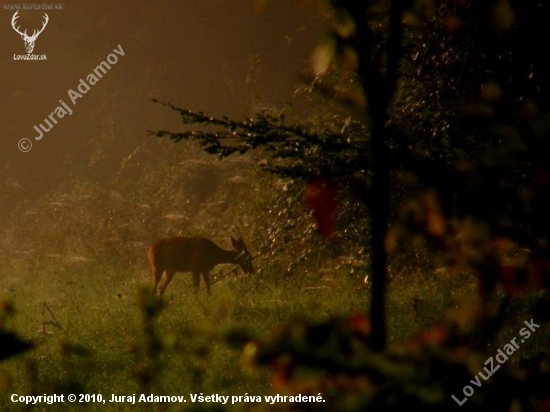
237, 307, 550, 411
150, 0, 550, 409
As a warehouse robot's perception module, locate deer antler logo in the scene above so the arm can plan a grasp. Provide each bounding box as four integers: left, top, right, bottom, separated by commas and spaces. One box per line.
11, 11, 49, 54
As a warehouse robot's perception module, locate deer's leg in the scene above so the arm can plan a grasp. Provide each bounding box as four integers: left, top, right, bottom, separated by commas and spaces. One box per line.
202, 271, 211, 296
152, 268, 164, 297
192, 272, 201, 295
159, 271, 175, 301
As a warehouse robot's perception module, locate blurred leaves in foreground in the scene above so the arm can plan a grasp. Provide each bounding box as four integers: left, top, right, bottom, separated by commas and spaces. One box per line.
0, 301, 32, 362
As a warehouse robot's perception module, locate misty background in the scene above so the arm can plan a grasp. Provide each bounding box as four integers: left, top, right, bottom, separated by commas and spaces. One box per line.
0, 0, 322, 214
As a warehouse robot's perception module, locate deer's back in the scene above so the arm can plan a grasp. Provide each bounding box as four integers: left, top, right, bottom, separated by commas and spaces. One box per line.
147, 237, 222, 273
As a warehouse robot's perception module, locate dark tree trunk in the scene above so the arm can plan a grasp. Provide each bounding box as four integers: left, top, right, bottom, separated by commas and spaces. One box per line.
344, 0, 408, 351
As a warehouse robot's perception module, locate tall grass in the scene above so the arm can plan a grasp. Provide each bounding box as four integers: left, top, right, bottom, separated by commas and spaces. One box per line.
0, 255, 491, 412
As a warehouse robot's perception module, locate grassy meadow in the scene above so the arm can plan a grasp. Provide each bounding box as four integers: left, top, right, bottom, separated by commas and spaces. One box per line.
0, 251, 466, 411
0, 150, 548, 411
3, 252, 545, 412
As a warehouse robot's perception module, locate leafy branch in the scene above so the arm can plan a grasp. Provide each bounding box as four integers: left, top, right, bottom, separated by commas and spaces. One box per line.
149, 99, 370, 181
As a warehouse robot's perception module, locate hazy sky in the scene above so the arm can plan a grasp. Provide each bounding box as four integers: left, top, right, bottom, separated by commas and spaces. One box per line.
0, 0, 322, 211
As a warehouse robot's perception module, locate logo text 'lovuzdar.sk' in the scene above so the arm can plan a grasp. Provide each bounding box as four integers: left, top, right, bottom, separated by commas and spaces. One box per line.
32, 44, 125, 141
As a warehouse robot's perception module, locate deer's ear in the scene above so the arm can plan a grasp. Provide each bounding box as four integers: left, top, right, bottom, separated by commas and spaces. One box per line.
231, 236, 238, 248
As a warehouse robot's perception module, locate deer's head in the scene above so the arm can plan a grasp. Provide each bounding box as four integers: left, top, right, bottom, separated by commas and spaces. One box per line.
231, 236, 254, 274
11, 11, 49, 54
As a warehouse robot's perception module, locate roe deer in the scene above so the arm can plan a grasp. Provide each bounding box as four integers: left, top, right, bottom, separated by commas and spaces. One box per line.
147, 236, 253, 301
